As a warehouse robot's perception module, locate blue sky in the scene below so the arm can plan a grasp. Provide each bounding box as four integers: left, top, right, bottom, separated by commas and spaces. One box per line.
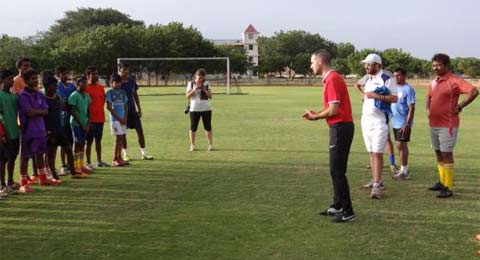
2, 0, 478, 59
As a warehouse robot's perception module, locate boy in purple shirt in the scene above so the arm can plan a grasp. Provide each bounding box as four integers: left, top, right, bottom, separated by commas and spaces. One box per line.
18, 70, 56, 193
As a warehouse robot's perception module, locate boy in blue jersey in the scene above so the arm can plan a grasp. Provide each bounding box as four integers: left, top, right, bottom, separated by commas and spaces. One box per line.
118, 62, 154, 161
106, 74, 128, 167
391, 68, 416, 180
56, 66, 77, 176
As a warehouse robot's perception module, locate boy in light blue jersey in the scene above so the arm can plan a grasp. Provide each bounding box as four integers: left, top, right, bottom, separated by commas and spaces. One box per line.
391, 68, 416, 180
106, 74, 128, 167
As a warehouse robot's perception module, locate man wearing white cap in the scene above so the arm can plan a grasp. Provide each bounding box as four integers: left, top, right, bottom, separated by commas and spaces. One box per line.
360, 53, 398, 199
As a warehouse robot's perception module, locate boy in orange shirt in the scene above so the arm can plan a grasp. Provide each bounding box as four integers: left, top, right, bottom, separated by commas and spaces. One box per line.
84, 66, 109, 170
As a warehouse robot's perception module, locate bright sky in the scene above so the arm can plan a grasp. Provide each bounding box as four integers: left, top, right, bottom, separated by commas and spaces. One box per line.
2, 0, 478, 59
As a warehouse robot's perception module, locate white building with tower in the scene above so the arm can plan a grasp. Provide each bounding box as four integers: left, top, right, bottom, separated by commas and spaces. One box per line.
211, 24, 259, 77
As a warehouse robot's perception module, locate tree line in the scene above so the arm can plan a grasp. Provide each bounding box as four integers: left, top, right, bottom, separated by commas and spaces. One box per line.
1, 7, 479, 81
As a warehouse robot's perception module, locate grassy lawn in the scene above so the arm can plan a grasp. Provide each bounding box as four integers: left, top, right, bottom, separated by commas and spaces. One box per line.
1, 86, 480, 259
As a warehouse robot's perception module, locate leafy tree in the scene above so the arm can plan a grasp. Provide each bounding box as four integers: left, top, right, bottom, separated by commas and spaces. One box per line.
0, 35, 32, 71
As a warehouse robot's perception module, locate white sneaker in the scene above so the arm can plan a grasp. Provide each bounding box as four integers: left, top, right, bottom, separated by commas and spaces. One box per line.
207, 145, 214, 151
189, 145, 196, 152
370, 184, 383, 199
393, 170, 410, 180
86, 163, 95, 171
58, 167, 70, 176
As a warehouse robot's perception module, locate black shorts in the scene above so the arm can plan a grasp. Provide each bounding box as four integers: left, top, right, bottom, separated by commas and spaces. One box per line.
127, 109, 142, 130
86, 123, 104, 142
47, 130, 71, 148
6, 138, 20, 160
63, 124, 74, 144
0, 138, 19, 161
393, 128, 411, 142
189, 111, 212, 132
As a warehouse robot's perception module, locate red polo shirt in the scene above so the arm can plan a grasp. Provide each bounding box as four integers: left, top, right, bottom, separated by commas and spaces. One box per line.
323, 70, 353, 126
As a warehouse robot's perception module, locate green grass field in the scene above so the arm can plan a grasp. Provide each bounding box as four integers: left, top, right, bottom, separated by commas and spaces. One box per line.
1, 86, 480, 260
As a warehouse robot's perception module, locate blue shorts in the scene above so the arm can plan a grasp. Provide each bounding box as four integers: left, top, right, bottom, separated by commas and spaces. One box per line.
127, 109, 142, 130
72, 126, 86, 145
86, 123, 104, 142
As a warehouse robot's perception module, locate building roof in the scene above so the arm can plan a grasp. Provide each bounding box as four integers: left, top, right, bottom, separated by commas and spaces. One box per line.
244, 24, 258, 33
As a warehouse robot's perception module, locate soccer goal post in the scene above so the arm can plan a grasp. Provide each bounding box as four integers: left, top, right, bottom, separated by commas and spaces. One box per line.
117, 57, 231, 95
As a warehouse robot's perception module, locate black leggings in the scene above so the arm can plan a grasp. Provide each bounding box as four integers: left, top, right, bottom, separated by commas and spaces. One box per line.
190, 111, 212, 132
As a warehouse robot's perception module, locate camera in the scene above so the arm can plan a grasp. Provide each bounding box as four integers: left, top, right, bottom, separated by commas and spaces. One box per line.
184, 104, 190, 114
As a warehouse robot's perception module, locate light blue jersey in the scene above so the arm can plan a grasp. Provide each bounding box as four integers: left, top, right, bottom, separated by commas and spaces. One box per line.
391, 84, 416, 129
106, 88, 128, 121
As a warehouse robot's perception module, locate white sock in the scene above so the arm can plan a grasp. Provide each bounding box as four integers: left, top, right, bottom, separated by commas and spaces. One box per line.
122, 149, 128, 156
401, 165, 409, 173
140, 148, 146, 155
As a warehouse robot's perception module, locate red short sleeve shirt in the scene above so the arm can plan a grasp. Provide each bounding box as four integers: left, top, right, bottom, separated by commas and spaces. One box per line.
323, 71, 353, 126
85, 83, 106, 123
428, 72, 475, 128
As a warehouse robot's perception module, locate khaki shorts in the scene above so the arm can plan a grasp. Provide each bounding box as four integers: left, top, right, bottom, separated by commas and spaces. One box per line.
430, 127, 458, 152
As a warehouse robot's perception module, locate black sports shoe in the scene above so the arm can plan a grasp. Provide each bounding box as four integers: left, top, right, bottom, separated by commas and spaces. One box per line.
319, 207, 343, 216
436, 187, 453, 198
428, 182, 444, 191
331, 213, 356, 223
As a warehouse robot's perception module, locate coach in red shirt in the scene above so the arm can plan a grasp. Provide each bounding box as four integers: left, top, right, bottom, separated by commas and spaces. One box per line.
302, 50, 355, 223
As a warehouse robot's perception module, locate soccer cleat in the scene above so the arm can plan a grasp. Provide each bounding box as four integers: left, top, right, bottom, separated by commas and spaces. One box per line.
119, 159, 129, 166
112, 160, 123, 167
71, 172, 88, 179
428, 182, 444, 191
58, 167, 70, 176
319, 207, 343, 216
8, 183, 20, 191
436, 187, 453, 198
142, 153, 154, 160
2, 186, 17, 195
85, 163, 95, 171
28, 175, 40, 185
370, 185, 382, 199
49, 178, 63, 185
40, 175, 60, 186
362, 180, 385, 190
81, 165, 92, 174
390, 165, 399, 175
392, 171, 410, 180
189, 145, 196, 152
0, 188, 9, 198
207, 145, 214, 152
97, 161, 110, 167
123, 154, 131, 162
331, 213, 356, 223
19, 184, 33, 193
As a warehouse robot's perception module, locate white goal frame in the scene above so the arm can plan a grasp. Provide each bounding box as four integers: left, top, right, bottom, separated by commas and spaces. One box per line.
117, 57, 231, 95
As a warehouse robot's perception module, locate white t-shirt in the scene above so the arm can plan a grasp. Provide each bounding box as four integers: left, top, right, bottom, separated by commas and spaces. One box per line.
361, 70, 397, 125
186, 81, 212, 112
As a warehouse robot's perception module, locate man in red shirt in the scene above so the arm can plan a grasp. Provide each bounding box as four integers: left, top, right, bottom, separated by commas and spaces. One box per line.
85, 66, 109, 170
427, 53, 478, 198
302, 50, 355, 223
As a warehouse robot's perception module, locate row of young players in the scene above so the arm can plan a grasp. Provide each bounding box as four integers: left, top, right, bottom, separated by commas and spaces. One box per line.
0, 59, 153, 195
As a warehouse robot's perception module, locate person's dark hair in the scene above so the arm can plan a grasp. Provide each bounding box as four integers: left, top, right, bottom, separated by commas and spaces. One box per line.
394, 68, 407, 76
118, 62, 129, 70
42, 73, 58, 88
313, 50, 332, 66
16, 57, 32, 69
0, 69, 15, 81
110, 73, 122, 83
432, 53, 450, 67
195, 68, 206, 77
55, 66, 68, 76
76, 76, 87, 86
22, 69, 38, 81
85, 66, 98, 76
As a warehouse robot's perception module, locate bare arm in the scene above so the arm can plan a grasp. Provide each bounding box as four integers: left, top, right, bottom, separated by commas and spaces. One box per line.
456, 88, 479, 113
365, 92, 398, 103
133, 89, 142, 117
302, 103, 339, 121
25, 109, 48, 117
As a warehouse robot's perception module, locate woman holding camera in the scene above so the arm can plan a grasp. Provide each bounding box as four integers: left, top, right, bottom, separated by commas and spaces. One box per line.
186, 68, 213, 151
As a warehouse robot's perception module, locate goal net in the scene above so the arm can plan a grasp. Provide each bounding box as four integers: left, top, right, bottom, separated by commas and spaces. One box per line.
116, 57, 237, 95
